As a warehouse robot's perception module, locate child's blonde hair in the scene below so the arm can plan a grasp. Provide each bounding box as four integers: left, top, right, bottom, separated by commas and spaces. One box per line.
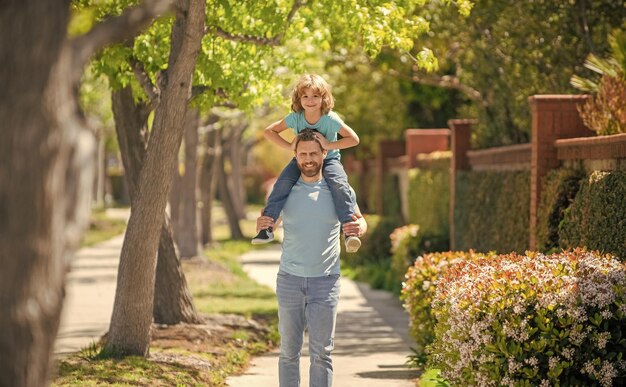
290, 74, 335, 115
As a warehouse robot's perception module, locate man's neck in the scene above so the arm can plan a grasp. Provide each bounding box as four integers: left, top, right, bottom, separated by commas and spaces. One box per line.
300, 173, 323, 183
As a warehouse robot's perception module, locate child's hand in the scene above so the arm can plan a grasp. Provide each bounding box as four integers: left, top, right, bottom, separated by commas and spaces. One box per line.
313, 132, 330, 150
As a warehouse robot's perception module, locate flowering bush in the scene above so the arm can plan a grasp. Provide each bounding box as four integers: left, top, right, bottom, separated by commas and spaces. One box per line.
401, 251, 493, 365
429, 249, 626, 386
389, 224, 421, 294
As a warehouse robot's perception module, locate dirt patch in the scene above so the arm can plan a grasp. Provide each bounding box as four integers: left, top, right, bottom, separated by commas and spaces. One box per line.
151, 314, 271, 354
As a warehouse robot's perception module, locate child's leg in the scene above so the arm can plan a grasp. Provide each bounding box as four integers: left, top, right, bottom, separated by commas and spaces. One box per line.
263, 158, 300, 221
322, 158, 357, 225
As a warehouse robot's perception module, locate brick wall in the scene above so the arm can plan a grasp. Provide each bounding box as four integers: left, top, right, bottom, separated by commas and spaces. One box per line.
528, 95, 592, 249
405, 129, 450, 168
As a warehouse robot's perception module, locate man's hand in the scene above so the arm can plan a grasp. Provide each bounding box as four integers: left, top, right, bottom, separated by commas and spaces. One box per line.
256, 215, 275, 233
342, 214, 367, 237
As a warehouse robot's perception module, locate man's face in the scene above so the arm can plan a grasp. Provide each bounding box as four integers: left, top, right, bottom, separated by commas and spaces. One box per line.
295, 140, 325, 177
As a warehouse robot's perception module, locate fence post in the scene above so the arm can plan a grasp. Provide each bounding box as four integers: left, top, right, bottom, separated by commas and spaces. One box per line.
405, 129, 451, 168
448, 119, 476, 250
528, 95, 592, 250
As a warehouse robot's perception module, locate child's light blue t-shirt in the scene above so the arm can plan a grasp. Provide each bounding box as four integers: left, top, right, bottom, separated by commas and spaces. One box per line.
284, 111, 344, 159
279, 177, 341, 277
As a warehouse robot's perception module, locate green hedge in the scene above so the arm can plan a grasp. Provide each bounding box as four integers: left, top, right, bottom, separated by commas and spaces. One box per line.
535, 167, 586, 252
407, 167, 450, 251
559, 170, 626, 260
454, 170, 530, 253
382, 173, 402, 219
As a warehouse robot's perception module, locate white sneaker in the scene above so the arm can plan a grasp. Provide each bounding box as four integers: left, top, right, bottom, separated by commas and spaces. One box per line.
344, 236, 361, 253
251, 228, 274, 244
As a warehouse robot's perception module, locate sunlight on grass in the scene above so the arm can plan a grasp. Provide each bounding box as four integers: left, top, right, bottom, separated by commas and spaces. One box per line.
80, 208, 127, 247
53, 353, 204, 386
192, 239, 278, 318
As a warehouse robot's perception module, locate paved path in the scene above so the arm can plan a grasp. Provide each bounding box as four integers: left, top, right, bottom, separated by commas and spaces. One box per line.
54, 234, 122, 356
227, 245, 419, 387
54, 209, 128, 357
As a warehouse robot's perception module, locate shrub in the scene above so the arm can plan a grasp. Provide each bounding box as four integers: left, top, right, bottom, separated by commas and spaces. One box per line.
407, 166, 450, 251
454, 170, 530, 253
571, 30, 626, 135
429, 249, 626, 386
535, 167, 585, 252
341, 215, 400, 290
559, 170, 626, 260
401, 251, 492, 366
389, 224, 421, 294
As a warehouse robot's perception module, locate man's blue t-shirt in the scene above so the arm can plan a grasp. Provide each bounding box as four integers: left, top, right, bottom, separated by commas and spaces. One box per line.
279, 177, 341, 277
284, 111, 344, 159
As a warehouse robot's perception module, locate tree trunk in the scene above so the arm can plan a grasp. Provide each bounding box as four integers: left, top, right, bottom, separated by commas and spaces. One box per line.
227, 123, 247, 220
106, 0, 205, 356
0, 4, 94, 386
93, 133, 106, 207
111, 86, 199, 326
169, 155, 182, 234
217, 137, 245, 240
199, 120, 221, 245
175, 107, 201, 258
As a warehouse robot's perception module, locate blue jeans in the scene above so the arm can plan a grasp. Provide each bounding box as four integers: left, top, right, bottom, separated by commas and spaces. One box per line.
264, 158, 356, 224
276, 271, 341, 387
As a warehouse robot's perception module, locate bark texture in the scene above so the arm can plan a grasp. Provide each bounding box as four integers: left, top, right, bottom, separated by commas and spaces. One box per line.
111, 87, 199, 325
0, 4, 90, 386
105, 0, 205, 356
217, 143, 245, 240
199, 118, 221, 245
0, 0, 172, 384
172, 107, 201, 258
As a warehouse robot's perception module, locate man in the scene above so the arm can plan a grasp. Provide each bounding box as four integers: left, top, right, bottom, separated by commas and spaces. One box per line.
256, 129, 367, 387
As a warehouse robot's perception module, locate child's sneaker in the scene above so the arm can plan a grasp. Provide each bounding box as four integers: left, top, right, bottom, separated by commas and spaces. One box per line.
344, 236, 361, 253
252, 228, 274, 244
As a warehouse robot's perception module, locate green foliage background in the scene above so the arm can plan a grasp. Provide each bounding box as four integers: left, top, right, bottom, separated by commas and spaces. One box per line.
407, 156, 451, 251
535, 166, 586, 253
408, 0, 626, 147
559, 170, 626, 260
454, 170, 529, 253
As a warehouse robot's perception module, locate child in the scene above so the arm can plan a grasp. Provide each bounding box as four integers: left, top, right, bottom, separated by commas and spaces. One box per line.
252, 74, 362, 253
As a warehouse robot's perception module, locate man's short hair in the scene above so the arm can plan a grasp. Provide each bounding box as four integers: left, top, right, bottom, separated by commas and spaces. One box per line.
295, 128, 324, 152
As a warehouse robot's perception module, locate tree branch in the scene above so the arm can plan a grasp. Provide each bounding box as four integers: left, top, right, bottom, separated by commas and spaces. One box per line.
388, 68, 486, 105
130, 56, 160, 107
206, 0, 305, 45
69, 0, 174, 76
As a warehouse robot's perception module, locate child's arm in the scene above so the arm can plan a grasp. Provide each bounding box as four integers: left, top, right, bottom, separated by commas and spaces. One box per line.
313, 124, 360, 151
263, 119, 293, 151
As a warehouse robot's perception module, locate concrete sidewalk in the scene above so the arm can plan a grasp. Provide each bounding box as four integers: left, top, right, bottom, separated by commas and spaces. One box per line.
54, 234, 122, 356
227, 245, 420, 387
54, 208, 128, 357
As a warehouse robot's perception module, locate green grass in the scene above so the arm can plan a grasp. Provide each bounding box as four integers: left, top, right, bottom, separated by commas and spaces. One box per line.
53, 354, 205, 386
80, 208, 127, 247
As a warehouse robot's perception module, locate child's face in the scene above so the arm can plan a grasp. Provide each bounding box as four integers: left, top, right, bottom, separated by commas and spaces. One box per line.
300, 87, 323, 113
